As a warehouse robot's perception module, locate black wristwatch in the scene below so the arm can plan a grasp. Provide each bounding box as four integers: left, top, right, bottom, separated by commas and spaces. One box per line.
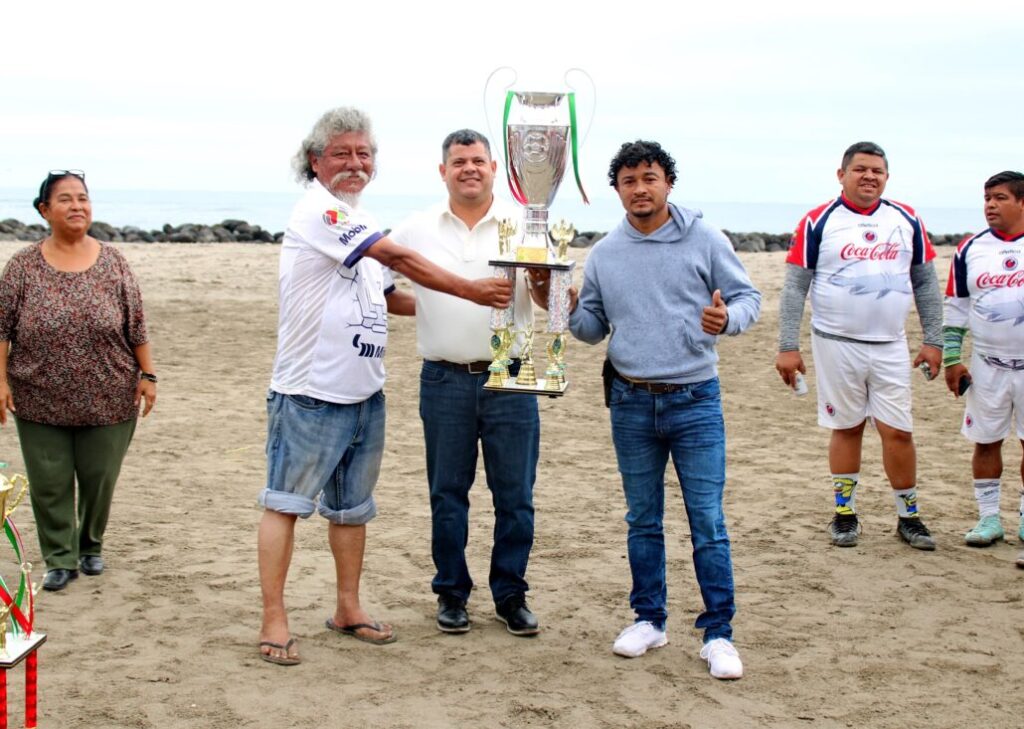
140, 372, 158, 383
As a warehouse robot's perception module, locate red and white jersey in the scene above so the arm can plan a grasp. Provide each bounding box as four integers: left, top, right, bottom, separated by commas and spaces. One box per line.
787, 194, 935, 342
944, 228, 1024, 358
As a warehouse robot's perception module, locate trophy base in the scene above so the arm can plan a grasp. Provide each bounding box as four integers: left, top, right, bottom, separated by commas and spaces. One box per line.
488, 259, 575, 272
0, 632, 46, 668
483, 377, 568, 397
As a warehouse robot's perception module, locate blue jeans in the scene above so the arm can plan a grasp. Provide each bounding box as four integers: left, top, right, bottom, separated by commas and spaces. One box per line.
419, 360, 539, 604
259, 390, 385, 525
609, 376, 735, 641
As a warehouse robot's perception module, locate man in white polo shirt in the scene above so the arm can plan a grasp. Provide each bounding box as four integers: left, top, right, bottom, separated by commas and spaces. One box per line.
389, 130, 541, 637
257, 111, 513, 666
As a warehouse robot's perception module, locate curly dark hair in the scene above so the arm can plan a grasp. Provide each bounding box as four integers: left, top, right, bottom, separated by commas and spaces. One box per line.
984, 170, 1024, 200
607, 140, 677, 188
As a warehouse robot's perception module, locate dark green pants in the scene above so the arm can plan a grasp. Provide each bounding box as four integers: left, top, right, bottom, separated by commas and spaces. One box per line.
15, 417, 137, 571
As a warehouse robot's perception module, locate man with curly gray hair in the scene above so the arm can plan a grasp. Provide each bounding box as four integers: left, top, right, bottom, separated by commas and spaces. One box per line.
256, 107, 513, 666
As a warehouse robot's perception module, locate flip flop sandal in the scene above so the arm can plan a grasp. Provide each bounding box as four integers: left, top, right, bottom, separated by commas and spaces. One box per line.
259, 637, 301, 665
325, 617, 397, 645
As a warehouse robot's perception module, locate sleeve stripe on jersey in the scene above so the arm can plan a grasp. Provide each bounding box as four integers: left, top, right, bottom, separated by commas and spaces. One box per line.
786, 198, 838, 269
948, 232, 982, 297
342, 232, 384, 269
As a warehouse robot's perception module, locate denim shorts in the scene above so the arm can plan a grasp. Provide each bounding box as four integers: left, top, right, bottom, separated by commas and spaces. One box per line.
258, 390, 385, 525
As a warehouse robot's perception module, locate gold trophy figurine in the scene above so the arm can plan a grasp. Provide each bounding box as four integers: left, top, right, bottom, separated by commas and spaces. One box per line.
487, 330, 509, 388
550, 219, 576, 265
497, 218, 517, 259
515, 326, 537, 387
544, 334, 566, 391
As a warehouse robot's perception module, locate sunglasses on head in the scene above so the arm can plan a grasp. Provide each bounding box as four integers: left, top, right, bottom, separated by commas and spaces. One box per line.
46, 169, 86, 183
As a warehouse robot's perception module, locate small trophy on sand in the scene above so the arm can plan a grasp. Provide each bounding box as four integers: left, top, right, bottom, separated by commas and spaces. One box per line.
0, 471, 46, 728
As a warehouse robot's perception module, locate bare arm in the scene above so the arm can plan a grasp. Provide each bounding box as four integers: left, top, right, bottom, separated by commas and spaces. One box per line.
0, 341, 13, 425
364, 237, 512, 308
386, 289, 416, 316
133, 342, 157, 417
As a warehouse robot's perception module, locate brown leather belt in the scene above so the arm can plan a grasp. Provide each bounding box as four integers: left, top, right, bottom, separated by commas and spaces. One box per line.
617, 374, 687, 394
431, 359, 522, 375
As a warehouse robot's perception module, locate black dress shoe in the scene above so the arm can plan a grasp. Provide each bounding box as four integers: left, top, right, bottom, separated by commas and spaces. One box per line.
495, 594, 539, 636
437, 594, 470, 633
42, 568, 79, 592
79, 555, 105, 576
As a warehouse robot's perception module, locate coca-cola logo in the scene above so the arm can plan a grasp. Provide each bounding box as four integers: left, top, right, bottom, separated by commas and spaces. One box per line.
976, 270, 1024, 288
840, 242, 901, 260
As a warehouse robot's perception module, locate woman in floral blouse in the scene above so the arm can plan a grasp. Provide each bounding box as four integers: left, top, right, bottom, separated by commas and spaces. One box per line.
0, 170, 157, 592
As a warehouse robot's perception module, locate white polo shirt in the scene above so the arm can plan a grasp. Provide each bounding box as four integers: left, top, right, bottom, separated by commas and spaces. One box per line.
389, 197, 533, 362
270, 180, 395, 404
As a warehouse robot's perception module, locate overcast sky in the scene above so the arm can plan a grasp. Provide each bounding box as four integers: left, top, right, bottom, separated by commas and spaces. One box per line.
2, 1, 1020, 215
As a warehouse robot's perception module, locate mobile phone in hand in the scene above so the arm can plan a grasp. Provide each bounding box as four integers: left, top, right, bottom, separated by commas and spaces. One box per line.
958, 375, 971, 396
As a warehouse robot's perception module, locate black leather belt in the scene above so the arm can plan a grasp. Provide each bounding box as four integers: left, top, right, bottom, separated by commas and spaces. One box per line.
616, 374, 687, 394
431, 359, 521, 375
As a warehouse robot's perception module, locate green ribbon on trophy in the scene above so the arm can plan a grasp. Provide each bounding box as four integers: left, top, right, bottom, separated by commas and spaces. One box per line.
503, 91, 588, 207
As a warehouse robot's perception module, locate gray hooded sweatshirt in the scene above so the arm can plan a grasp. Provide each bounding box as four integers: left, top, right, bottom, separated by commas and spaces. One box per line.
569, 203, 761, 384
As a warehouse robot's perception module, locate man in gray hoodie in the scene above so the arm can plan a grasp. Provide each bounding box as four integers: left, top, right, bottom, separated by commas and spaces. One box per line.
567, 140, 760, 679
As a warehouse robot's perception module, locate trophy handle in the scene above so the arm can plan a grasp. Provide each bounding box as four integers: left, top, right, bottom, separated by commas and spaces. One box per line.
483, 66, 518, 170
564, 67, 596, 145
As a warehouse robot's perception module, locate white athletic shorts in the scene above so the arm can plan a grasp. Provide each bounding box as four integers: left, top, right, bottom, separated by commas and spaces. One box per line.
811, 334, 912, 431
961, 352, 1024, 443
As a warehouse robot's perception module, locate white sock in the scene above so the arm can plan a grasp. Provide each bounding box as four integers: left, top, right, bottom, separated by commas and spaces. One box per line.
974, 479, 1000, 518
893, 487, 919, 518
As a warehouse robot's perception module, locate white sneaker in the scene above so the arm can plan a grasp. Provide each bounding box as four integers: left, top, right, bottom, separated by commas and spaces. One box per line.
700, 638, 743, 679
612, 621, 668, 658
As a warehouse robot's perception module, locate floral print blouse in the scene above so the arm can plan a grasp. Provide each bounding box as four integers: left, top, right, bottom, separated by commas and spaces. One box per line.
0, 242, 148, 426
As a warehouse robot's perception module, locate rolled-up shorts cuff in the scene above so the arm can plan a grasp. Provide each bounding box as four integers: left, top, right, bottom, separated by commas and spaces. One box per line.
258, 488, 316, 519
318, 496, 377, 525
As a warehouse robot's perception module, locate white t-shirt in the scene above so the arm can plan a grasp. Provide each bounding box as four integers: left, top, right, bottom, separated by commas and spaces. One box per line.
787, 195, 936, 342
945, 227, 1024, 358
270, 180, 395, 404
389, 197, 533, 362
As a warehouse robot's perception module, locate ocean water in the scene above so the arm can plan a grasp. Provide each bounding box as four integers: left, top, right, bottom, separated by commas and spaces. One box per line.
0, 187, 980, 236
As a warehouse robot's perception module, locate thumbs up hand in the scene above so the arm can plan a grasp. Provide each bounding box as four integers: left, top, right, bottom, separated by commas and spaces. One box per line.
701, 289, 729, 335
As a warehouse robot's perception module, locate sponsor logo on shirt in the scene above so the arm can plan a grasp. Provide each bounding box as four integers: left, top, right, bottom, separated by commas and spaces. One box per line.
976, 270, 1024, 289
863, 230, 877, 243
323, 207, 349, 227
338, 224, 368, 245
840, 241, 900, 260
352, 333, 385, 359
1003, 256, 1018, 271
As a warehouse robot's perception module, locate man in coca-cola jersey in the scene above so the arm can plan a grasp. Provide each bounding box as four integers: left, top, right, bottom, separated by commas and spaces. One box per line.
943, 171, 1024, 568
775, 141, 943, 550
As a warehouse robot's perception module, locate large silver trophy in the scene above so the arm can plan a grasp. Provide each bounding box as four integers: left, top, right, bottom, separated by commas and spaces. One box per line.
483, 69, 592, 396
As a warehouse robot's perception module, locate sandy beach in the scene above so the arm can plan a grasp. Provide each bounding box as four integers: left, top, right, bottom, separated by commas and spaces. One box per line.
0, 241, 1020, 729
